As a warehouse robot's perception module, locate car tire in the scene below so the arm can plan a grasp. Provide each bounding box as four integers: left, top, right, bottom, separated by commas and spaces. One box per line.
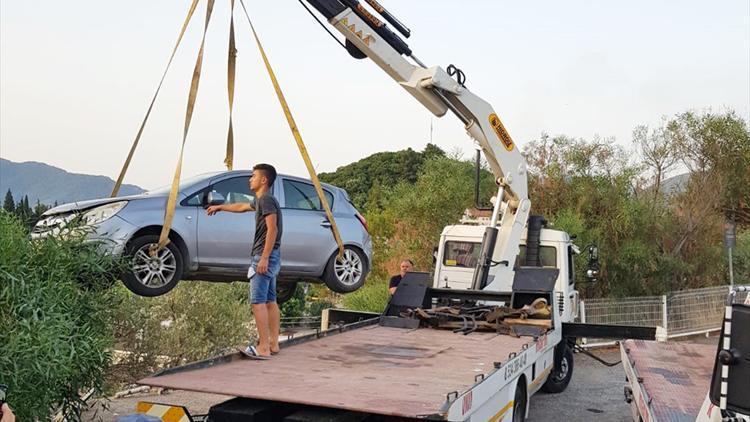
513, 381, 527, 422
322, 246, 368, 293
542, 344, 574, 393
276, 282, 296, 305
122, 234, 183, 297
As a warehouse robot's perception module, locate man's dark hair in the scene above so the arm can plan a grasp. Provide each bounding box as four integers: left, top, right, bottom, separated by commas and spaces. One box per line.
403, 259, 414, 266
253, 163, 277, 187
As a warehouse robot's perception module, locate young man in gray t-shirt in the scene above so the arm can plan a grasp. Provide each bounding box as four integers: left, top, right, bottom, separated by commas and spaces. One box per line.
207, 164, 283, 358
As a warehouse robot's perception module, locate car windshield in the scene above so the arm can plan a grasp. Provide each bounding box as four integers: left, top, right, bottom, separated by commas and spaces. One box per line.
145, 172, 222, 195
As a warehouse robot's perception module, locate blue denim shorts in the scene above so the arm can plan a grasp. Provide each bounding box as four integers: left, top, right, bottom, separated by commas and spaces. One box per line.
249, 248, 281, 304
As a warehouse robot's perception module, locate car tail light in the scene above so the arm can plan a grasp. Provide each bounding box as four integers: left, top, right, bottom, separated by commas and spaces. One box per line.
355, 212, 369, 233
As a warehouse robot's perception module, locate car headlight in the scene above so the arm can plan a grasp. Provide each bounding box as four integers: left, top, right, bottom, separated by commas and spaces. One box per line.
82, 201, 127, 225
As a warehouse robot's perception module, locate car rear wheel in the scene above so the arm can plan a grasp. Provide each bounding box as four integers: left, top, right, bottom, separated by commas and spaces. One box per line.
322, 246, 367, 293
122, 234, 183, 297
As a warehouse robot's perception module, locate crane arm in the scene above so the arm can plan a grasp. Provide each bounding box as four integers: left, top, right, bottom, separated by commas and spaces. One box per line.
304, 0, 531, 291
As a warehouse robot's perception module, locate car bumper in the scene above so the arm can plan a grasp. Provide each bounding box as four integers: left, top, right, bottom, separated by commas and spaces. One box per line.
31, 215, 138, 256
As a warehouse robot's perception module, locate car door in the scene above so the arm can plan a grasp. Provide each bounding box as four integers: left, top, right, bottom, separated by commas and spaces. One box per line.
195, 175, 255, 268
279, 177, 337, 274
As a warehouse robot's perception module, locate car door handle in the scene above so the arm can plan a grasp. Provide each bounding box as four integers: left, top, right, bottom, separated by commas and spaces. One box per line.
320, 221, 332, 228
185, 215, 193, 220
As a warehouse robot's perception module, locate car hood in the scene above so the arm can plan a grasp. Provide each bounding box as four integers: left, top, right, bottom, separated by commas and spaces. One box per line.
42, 193, 157, 216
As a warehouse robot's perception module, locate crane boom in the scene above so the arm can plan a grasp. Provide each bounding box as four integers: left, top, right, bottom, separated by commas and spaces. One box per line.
304, 0, 531, 292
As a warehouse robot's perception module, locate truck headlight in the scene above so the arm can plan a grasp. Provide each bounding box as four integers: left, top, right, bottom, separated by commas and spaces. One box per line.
83, 201, 127, 225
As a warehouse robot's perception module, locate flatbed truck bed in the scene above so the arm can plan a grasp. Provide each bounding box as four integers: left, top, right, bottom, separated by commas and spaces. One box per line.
139, 318, 551, 420
621, 340, 716, 422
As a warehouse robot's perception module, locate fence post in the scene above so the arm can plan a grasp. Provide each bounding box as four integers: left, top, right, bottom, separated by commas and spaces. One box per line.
662, 295, 668, 336
580, 300, 587, 345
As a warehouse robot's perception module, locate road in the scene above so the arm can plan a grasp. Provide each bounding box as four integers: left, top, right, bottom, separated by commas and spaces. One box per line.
85, 348, 630, 421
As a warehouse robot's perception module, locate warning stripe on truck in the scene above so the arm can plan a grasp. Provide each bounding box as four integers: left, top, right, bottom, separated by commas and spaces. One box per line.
136, 402, 192, 422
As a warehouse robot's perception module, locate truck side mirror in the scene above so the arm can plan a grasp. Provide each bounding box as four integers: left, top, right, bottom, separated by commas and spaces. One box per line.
709, 297, 750, 415
585, 245, 600, 283
207, 191, 226, 206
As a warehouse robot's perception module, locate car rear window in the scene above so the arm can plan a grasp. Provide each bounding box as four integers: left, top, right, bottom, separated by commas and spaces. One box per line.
282, 179, 334, 211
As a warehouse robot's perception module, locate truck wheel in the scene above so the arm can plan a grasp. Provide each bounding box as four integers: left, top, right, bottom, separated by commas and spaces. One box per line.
322, 247, 368, 293
542, 344, 574, 393
122, 235, 182, 297
276, 282, 296, 304
513, 382, 527, 422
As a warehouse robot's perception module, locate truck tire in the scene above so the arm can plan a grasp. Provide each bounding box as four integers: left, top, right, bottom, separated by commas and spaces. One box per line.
542, 344, 574, 393
513, 382, 527, 422
322, 246, 368, 293
122, 235, 183, 297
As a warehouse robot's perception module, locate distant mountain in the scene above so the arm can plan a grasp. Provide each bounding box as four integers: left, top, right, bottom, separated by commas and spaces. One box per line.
0, 158, 145, 206
660, 173, 690, 195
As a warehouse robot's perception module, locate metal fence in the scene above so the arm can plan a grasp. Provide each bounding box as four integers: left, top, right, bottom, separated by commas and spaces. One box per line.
579, 285, 748, 347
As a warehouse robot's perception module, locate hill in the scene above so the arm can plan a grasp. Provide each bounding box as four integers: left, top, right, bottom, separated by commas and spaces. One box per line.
318, 143, 445, 210
0, 158, 144, 206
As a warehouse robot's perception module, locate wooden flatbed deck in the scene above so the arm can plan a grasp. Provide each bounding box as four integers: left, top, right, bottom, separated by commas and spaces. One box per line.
140, 324, 534, 418
622, 340, 716, 422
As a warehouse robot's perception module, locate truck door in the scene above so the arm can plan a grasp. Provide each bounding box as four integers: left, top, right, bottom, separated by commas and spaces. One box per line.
436, 240, 481, 289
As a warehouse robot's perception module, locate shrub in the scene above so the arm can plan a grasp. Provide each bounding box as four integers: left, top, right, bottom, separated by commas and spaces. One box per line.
0, 210, 127, 420
342, 276, 390, 313
110, 282, 254, 384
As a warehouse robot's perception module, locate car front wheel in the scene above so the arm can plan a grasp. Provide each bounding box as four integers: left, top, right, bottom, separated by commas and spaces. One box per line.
122, 234, 183, 297
322, 247, 368, 293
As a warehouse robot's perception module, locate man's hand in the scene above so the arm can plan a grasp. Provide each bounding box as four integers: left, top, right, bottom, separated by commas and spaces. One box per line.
206, 205, 224, 215
257, 256, 269, 275
1, 403, 15, 422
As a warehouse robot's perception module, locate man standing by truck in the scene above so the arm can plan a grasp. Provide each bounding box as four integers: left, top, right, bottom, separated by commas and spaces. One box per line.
207, 164, 283, 358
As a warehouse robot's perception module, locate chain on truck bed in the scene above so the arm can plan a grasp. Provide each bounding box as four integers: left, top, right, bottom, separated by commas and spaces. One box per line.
402, 297, 552, 336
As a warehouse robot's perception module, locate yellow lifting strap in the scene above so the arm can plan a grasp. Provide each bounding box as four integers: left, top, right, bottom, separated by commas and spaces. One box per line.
110, 0, 201, 197
224, 0, 237, 170
239, 0, 345, 258
156, 0, 216, 252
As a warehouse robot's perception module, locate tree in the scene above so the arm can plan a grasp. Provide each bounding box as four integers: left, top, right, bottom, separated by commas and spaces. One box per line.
319, 143, 445, 211
632, 122, 680, 197
668, 110, 750, 223
3, 189, 14, 213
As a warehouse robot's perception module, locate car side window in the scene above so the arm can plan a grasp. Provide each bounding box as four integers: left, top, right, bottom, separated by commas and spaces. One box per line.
209, 176, 255, 205
185, 190, 206, 206
282, 179, 334, 211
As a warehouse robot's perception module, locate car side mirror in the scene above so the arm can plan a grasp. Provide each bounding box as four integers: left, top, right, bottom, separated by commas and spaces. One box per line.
585, 245, 600, 283
207, 191, 225, 206
709, 293, 750, 416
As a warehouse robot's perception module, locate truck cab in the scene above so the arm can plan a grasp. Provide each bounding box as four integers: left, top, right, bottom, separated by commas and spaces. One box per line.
434, 222, 579, 323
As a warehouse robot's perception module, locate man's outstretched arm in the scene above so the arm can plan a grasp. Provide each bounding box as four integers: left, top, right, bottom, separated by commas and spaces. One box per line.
206, 203, 254, 215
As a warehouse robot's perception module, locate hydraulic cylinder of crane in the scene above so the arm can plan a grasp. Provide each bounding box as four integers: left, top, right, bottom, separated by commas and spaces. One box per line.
471, 226, 499, 290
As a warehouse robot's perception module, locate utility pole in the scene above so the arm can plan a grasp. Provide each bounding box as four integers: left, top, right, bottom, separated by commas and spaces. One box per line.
725, 219, 736, 286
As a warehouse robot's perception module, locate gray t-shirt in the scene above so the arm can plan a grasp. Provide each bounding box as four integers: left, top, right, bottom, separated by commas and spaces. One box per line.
252, 194, 283, 256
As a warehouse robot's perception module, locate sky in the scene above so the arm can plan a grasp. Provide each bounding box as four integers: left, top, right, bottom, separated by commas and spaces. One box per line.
1, 0, 749, 190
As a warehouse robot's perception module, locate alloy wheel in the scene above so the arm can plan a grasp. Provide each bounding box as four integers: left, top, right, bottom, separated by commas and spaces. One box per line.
132, 243, 177, 288
334, 249, 363, 287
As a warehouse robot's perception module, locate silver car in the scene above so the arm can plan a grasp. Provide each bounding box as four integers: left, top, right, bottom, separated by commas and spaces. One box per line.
33, 171, 372, 302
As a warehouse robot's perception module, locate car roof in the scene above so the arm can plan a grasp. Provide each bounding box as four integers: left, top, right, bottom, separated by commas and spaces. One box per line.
215, 170, 341, 193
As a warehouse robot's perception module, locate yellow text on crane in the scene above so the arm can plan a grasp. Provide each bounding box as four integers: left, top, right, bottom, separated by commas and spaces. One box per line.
488, 113, 515, 152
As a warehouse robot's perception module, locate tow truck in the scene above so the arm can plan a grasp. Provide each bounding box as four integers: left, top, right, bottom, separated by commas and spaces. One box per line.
134, 1, 654, 420
620, 286, 749, 422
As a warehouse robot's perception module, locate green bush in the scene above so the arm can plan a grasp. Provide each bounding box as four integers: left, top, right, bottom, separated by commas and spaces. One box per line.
111, 282, 254, 384
0, 210, 127, 421
342, 276, 390, 313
